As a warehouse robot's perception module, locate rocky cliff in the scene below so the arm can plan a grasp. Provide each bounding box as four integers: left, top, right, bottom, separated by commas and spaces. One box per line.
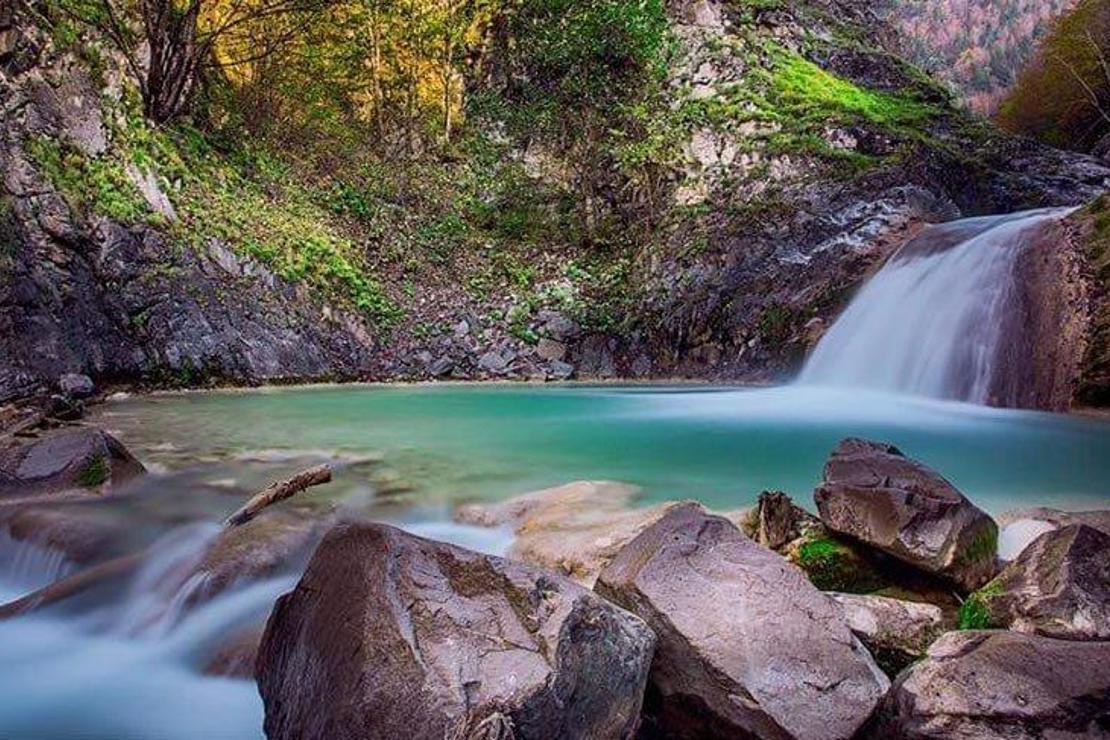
1, 0, 1108, 407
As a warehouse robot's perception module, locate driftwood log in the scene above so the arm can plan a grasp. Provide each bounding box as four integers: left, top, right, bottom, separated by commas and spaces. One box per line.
224, 464, 332, 527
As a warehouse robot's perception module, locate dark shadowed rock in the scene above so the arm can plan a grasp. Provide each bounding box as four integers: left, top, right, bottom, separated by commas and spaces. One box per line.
595, 503, 889, 740
814, 438, 998, 591
257, 521, 655, 740
746, 490, 821, 551
829, 592, 945, 676
0, 427, 145, 498
961, 524, 1110, 640
57, 373, 95, 399
872, 631, 1110, 739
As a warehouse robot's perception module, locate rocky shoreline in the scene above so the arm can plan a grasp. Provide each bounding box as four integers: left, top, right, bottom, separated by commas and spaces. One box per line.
1, 383, 1108, 739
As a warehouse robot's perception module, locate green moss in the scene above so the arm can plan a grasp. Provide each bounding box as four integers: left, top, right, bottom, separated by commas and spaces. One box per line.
75, 455, 109, 488
957, 525, 999, 567
26, 137, 149, 224
957, 580, 1003, 630
794, 535, 887, 593
771, 53, 937, 129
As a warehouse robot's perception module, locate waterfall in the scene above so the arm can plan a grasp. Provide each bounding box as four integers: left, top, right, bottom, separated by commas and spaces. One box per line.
799, 207, 1075, 404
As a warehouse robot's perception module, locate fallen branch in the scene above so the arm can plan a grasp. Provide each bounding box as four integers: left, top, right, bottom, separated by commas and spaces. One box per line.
224, 464, 332, 527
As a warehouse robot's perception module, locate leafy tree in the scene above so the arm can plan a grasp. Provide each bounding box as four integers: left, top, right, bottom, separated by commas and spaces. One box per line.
997, 0, 1110, 152
56, 0, 332, 123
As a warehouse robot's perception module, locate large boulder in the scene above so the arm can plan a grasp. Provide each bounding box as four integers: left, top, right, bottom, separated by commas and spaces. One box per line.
0, 427, 145, 498
829, 593, 945, 676
814, 438, 997, 591
959, 524, 1110, 640
257, 521, 656, 740
595, 503, 889, 740
873, 631, 1110, 738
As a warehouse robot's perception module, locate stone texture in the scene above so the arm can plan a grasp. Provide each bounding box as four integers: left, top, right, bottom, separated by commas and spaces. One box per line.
257, 521, 655, 740
745, 490, 821, 551
596, 503, 889, 740
814, 438, 998, 591
0, 427, 145, 497
967, 524, 1110, 640
873, 631, 1110, 739
57, 373, 95, 398
830, 592, 945, 676
997, 507, 1110, 560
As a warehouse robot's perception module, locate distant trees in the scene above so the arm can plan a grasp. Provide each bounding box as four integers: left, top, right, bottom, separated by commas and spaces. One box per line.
997, 0, 1110, 152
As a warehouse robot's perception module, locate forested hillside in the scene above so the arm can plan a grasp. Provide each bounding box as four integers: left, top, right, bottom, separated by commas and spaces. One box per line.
888, 0, 1077, 113
1, 0, 1107, 400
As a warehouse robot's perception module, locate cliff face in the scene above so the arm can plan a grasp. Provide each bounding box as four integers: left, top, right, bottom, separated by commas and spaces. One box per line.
1, 0, 1108, 407
0, 19, 377, 401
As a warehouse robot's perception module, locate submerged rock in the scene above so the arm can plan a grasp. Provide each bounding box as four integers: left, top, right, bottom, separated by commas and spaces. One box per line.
829, 592, 945, 676
814, 438, 998, 591
959, 524, 1110, 640
595, 503, 889, 740
0, 427, 145, 498
456, 481, 749, 586
257, 521, 655, 740
873, 631, 1110, 739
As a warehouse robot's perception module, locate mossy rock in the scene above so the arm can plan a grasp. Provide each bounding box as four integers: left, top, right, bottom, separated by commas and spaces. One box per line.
957, 580, 1004, 630
791, 534, 888, 593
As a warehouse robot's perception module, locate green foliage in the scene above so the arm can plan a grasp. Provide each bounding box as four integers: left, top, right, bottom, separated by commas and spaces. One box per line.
771, 53, 936, 129
26, 138, 150, 224
957, 581, 1003, 630
498, 0, 671, 128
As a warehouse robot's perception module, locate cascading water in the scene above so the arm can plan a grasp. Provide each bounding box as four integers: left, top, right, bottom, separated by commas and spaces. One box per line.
799, 207, 1075, 404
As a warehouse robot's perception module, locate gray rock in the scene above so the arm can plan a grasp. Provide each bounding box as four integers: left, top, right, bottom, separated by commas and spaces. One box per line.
0, 427, 145, 497
965, 524, 1110, 640
548, 360, 574, 380
477, 350, 509, 373
829, 593, 945, 675
535, 337, 566, 361
429, 356, 454, 377
536, 310, 580, 341
814, 438, 998, 591
257, 521, 656, 740
872, 631, 1110, 739
57, 373, 95, 399
748, 490, 820, 551
596, 503, 889, 740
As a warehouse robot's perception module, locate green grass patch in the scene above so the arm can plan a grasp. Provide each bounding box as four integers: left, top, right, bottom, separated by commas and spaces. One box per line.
794, 535, 887, 593
75, 455, 109, 488
957, 580, 1003, 630
771, 53, 936, 129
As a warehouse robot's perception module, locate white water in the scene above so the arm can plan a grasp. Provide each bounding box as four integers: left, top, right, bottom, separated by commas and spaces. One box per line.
800, 208, 1075, 403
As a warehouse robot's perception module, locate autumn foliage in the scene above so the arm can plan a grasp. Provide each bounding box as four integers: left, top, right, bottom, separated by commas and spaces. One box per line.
996, 0, 1110, 153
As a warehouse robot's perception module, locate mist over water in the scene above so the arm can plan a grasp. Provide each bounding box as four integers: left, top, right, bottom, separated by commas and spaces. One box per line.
800, 208, 1075, 403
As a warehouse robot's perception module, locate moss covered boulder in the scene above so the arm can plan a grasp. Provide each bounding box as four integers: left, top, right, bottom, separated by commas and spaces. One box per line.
958, 524, 1110, 640
0, 426, 145, 498
814, 438, 998, 591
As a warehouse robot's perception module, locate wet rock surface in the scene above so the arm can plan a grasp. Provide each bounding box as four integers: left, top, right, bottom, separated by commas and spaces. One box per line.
873, 631, 1110, 739
997, 507, 1110, 560
964, 524, 1110, 640
595, 503, 889, 740
0, 427, 145, 498
814, 438, 998, 591
257, 520, 655, 740
829, 592, 945, 676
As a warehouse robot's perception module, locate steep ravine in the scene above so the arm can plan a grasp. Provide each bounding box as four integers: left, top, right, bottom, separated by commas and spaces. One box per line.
2, 0, 1109, 410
